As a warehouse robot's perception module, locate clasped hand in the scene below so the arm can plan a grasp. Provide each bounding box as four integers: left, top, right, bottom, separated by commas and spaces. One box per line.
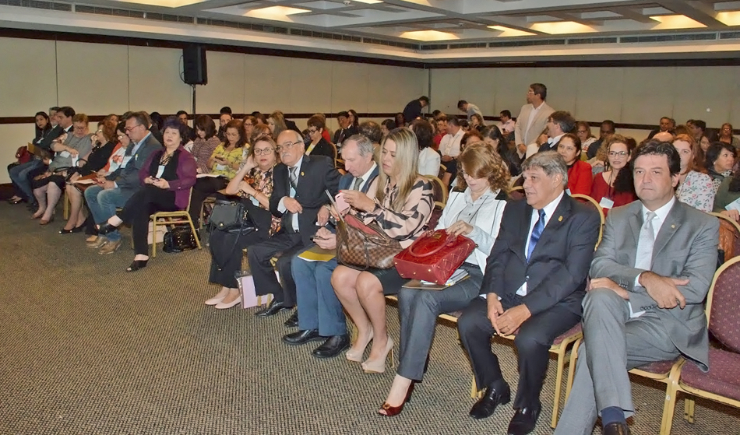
640, 272, 689, 309
487, 297, 531, 336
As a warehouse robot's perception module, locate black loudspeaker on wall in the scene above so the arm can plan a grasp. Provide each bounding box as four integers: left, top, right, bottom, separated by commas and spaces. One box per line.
183, 45, 208, 85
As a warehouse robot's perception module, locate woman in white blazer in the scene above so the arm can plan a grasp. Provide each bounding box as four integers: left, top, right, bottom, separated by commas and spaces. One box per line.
377, 143, 510, 416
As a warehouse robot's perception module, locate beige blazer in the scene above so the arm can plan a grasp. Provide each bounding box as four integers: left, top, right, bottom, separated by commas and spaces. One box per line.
514, 102, 554, 146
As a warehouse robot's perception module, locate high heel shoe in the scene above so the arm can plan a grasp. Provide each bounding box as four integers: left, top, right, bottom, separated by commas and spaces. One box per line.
97, 223, 119, 235
59, 225, 84, 234
346, 333, 373, 362
126, 260, 148, 272
378, 383, 415, 417
361, 336, 394, 374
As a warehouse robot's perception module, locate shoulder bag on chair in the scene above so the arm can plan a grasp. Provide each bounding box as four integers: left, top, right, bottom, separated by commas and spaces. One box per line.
336, 213, 402, 270
393, 229, 476, 285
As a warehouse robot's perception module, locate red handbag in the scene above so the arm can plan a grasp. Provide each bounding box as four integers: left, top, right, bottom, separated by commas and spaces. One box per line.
394, 229, 476, 285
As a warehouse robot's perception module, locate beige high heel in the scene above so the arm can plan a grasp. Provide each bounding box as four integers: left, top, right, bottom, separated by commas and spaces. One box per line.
346, 332, 373, 362
361, 336, 394, 374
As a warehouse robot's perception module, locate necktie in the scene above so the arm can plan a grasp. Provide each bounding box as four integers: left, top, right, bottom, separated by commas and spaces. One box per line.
634, 211, 657, 270
289, 166, 298, 189
526, 209, 546, 262
352, 177, 363, 191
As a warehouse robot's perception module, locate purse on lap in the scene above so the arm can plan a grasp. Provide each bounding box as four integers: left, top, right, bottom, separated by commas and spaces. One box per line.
209, 200, 249, 233
394, 229, 476, 285
336, 213, 402, 270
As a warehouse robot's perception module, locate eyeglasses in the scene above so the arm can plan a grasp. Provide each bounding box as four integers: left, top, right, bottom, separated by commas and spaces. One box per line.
609, 151, 628, 157
125, 124, 143, 133
276, 141, 302, 151
577, 130, 589, 134
254, 148, 274, 156
308, 129, 318, 134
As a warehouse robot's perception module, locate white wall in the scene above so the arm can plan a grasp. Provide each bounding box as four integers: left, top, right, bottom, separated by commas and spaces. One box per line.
429, 66, 740, 130
0, 37, 426, 183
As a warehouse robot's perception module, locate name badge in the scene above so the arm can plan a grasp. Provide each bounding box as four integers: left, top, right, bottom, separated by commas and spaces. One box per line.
59, 151, 71, 158
215, 164, 226, 171
155, 165, 165, 178
599, 197, 614, 209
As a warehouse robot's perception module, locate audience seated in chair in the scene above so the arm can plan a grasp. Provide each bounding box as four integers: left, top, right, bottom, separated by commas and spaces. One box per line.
556, 133, 592, 196
331, 127, 434, 376
96, 117, 197, 272
282, 135, 379, 357
411, 119, 440, 178
439, 117, 464, 188
85, 111, 163, 254
589, 134, 637, 216
673, 134, 714, 213
457, 151, 600, 435
379, 143, 509, 417
205, 135, 281, 309
7, 111, 51, 205
555, 141, 719, 435
247, 130, 341, 323
304, 115, 336, 161
61, 117, 121, 233
705, 141, 736, 193
191, 115, 221, 175
32, 114, 93, 225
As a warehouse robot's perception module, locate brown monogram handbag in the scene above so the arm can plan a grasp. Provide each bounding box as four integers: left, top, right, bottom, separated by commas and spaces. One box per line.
336, 213, 402, 269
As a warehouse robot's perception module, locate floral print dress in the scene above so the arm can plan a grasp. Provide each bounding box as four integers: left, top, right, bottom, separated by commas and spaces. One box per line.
676, 170, 715, 213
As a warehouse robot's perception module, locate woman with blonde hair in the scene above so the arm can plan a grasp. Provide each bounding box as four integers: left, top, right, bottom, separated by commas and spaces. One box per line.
331, 128, 434, 375
378, 142, 509, 416
268, 111, 288, 139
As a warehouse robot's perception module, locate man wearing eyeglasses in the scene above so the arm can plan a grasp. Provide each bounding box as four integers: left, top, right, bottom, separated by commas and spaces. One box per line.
85, 111, 162, 253
248, 130, 341, 320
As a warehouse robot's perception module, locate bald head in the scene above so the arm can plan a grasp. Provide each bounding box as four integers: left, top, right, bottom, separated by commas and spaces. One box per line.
653, 131, 674, 143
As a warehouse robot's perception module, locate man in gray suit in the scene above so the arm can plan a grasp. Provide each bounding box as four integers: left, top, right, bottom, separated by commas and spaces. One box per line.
555, 141, 719, 435
514, 83, 554, 156
86, 111, 162, 254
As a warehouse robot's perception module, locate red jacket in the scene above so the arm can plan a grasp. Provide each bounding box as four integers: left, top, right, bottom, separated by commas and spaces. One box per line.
567, 160, 593, 196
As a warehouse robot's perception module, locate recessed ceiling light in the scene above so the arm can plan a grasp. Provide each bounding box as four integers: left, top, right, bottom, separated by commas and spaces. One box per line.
246, 5, 310, 20
115, 0, 205, 7
717, 11, 740, 26
400, 30, 459, 41
530, 21, 596, 34
649, 14, 706, 29
488, 25, 536, 37
352, 0, 383, 4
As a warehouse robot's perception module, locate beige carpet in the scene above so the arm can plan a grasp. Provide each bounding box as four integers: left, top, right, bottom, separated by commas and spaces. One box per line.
1, 203, 739, 434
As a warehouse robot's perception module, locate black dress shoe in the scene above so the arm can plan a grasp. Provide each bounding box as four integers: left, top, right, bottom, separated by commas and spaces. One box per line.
603, 422, 631, 435
255, 300, 292, 317
282, 329, 324, 346
312, 334, 350, 358
507, 405, 541, 435
469, 382, 511, 420
284, 311, 298, 328
97, 223, 119, 235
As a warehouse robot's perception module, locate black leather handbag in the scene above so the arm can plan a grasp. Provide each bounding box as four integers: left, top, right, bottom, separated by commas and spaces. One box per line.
209, 200, 248, 233
163, 226, 197, 253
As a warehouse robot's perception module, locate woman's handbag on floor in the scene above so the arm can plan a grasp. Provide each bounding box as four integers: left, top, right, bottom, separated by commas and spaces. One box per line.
163, 226, 197, 253
336, 213, 402, 270
394, 229, 476, 285
235, 268, 275, 310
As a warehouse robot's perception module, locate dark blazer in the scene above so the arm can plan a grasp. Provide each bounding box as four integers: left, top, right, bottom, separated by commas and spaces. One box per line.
403, 100, 423, 124
332, 126, 359, 145
591, 200, 719, 370
285, 119, 302, 134
480, 193, 601, 316
269, 154, 341, 245
35, 125, 71, 150
307, 137, 336, 162
107, 133, 163, 193
337, 164, 379, 193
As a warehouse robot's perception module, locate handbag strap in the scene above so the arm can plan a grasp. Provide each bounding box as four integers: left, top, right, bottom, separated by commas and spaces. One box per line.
407, 230, 457, 257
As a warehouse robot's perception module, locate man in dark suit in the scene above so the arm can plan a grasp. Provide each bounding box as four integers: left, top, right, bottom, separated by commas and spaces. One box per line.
283, 134, 379, 357
457, 151, 601, 435
537, 111, 576, 154
332, 111, 359, 147
85, 111, 162, 253
555, 141, 718, 435
402, 96, 430, 125
249, 130, 341, 319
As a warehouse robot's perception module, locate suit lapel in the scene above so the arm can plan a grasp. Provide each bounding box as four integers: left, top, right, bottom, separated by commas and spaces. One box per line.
514, 203, 534, 262
529, 195, 573, 259
653, 201, 683, 259
628, 205, 642, 250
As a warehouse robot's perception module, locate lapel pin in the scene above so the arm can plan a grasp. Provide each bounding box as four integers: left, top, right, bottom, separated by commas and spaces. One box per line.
558, 216, 563, 222
301, 172, 304, 176
671, 224, 675, 229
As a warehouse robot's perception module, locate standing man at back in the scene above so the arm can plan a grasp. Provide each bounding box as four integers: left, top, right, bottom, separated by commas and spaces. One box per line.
402, 96, 430, 124
515, 83, 554, 152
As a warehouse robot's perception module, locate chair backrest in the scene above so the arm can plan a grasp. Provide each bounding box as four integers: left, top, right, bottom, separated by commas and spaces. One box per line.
509, 186, 525, 201
706, 256, 740, 353
329, 142, 338, 168
711, 212, 740, 262
427, 175, 448, 206
426, 204, 444, 230
438, 163, 446, 179
570, 194, 605, 249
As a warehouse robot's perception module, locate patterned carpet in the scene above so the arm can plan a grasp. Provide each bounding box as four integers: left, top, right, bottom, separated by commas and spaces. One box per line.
1, 203, 739, 435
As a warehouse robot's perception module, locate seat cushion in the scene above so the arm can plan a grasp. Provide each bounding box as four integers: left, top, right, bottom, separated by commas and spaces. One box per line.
681, 348, 740, 402
553, 323, 582, 345
633, 359, 677, 375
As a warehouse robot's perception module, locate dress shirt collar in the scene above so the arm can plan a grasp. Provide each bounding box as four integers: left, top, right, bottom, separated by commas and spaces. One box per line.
536, 190, 565, 226
641, 196, 675, 235
354, 162, 377, 190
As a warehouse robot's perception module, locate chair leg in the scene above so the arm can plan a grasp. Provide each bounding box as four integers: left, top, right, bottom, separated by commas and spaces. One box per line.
63, 192, 69, 220
187, 216, 202, 250
659, 381, 679, 435
550, 349, 566, 429
470, 377, 480, 399
151, 219, 157, 258
684, 397, 695, 423
564, 338, 581, 402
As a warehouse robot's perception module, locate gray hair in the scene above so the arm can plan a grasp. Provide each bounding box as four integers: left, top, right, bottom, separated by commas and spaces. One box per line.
521, 151, 569, 187
344, 134, 375, 157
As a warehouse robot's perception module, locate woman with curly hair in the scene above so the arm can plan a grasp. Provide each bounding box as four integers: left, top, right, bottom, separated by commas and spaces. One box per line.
377, 142, 509, 416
